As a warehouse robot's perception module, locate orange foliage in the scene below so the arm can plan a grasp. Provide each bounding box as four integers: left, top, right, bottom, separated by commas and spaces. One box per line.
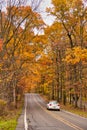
64, 47, 87, 64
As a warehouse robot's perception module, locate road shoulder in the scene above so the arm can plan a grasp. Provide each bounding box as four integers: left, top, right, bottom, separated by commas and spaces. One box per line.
16, 109, 25, 130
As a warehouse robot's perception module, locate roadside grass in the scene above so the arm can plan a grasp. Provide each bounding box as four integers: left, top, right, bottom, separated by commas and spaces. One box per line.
0, 102, 23, 130
61, 103, 87, 118
0, 118, 17, 130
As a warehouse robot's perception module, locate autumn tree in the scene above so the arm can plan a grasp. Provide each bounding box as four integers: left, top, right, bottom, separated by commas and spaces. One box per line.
46, 0, 87, 108
43, 22, 66, 102
0, 0, 45, 108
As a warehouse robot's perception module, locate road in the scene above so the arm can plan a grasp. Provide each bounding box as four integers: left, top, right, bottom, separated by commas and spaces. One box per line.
25, 93, 87, 130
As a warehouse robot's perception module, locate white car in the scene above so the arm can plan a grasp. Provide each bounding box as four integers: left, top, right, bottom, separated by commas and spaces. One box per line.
47, 100, 60, 111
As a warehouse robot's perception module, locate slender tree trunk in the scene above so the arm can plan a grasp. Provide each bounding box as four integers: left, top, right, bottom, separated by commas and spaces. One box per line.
63, 90, 66, 105
79, 61, 83, 109
52, 81, 54, 100
74, 65, 78, 108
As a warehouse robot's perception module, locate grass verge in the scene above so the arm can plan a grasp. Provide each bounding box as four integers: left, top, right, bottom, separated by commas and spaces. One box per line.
61, 103, 87, 118
0, 119, 17, 130
0, 102, 23, 130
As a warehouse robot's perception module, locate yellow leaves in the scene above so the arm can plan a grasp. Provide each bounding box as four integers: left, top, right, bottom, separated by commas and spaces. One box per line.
0, 38, 3, 51
52, 0, 66, 6
52, 0, 70, 12
64, 47, 87, 64
46, 7, 53, 14
34, 12, 44, 25
33, 35, 47, 45
7, 6, 32, 18
45, 22, 62, 43
39, 54, 52, 66
0, 63, 2, 71
20, 51, 35, 61
52, 0, 78, 8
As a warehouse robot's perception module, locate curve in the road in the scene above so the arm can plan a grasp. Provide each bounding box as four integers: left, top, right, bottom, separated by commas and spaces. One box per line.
34, 95, 83, 130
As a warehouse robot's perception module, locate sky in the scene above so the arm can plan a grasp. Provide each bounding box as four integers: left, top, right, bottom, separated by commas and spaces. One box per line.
2, 0, 87, 26
39, 0, 54, 25
0, 0, 54, 26
26, 0, 54, 25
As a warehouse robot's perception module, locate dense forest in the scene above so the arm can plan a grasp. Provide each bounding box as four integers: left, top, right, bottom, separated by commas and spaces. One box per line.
0, 0, 87, 114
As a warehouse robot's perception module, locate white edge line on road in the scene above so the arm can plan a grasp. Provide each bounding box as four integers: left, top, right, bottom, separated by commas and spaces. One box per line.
24, 95, 28, 130
35, 97, 83, 130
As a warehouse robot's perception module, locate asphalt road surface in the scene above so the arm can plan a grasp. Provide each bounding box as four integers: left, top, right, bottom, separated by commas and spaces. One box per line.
25, 93, 87, 130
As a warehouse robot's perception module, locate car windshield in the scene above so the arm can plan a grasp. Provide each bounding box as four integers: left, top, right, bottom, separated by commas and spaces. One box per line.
49, 101, 57, 104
